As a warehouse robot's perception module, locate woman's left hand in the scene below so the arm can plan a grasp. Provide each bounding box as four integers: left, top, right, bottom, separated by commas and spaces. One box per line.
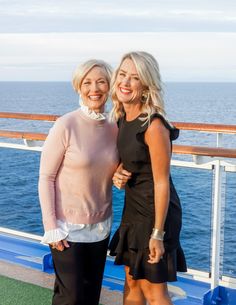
148, 238, 165, 264
112, 164, 131, 189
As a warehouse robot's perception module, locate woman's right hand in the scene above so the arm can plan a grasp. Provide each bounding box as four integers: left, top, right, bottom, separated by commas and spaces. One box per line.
148, 238, 165, 264
112, 163, 131, 189
50, 239, 70, 251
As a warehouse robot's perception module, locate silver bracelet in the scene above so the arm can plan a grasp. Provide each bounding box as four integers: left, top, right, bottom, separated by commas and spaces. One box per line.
150, 228, 165, 241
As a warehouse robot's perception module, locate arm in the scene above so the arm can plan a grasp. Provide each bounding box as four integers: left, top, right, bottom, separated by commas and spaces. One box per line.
144, 118, 171, 263
38, 119, 68, 231
39, 119, 70, 251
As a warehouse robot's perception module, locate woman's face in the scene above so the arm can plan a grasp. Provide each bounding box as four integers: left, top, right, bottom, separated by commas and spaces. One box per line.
115, 58, 145, 105
80, 66, 109, 113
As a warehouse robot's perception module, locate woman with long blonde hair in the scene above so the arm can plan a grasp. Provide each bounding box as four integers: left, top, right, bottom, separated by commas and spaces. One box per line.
109, 51, 187, 305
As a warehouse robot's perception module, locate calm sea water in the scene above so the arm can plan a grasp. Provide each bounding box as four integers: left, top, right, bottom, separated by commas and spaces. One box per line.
0, 82, 235, 277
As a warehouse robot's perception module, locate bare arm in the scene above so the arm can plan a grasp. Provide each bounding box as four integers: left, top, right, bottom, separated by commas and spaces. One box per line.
144, 118, 171, 263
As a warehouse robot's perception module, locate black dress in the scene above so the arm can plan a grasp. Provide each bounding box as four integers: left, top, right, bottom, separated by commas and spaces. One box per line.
109, 113, 187, 283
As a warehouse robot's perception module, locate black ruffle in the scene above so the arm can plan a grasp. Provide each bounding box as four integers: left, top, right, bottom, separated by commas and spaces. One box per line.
138, 113, 179, 141
109, 223, 187, 283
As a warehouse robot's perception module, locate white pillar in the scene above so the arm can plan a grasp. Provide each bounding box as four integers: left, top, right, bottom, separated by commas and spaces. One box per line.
211, 160, 223, 289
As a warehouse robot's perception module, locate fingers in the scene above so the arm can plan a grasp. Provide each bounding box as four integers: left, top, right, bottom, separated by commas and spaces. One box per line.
112, 169, 132, 189
112, 176, 127, 189
121, 169, 132, 177
112, 178, 123, 189
148, 252, 163, 264
113, 172, 130, 180
62, 239, 70, 248
50, 241, 63, 251
148, 239, 164, 264
50, 239, 70, 251
148, 245, 156, 264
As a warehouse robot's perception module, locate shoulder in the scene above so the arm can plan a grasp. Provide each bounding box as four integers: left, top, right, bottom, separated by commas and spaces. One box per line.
58, 109, 80, 124
55, 109, 80, 128
48, 110, 79, 139
146, 113, 179, 141
145, 118, 170, 141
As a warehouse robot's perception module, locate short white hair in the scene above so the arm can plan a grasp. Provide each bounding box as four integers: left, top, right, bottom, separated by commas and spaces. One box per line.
72, 59, 112, 93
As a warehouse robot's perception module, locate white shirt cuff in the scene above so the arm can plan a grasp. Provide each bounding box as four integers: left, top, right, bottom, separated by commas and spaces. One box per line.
41, 228, 68, 244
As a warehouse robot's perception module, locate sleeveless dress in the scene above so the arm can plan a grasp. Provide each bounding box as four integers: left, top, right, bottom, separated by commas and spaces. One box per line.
109, 113, 187, 283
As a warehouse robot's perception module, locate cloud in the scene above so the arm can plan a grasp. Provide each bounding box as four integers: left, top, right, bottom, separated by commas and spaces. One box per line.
0, 0, 236, 32
0, 32, 235, 81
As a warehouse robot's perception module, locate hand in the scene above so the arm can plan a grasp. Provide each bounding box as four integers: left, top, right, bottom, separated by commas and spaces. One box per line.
50, 239, 70, 252
112, 164, 131, 189
148, 238, 165, 264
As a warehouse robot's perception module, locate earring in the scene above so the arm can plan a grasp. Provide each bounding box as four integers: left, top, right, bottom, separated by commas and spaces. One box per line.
141, 90, 150, 103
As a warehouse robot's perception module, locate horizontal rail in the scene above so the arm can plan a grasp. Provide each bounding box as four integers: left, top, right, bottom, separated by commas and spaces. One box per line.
173, 122, 236, 134
0, 112, 59, 122
1, 112, 236, 134
0, 130, 46, 141
1, 129, 236, 158
173, 144, 236, 158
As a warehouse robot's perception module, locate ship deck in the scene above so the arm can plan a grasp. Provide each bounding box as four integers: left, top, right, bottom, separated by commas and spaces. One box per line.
0, 258, 208, 305
0, 228, 210, 305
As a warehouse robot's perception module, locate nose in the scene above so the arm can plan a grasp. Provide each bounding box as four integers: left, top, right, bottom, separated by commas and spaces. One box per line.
91, 81, 99, 91
121, 76, 131, 86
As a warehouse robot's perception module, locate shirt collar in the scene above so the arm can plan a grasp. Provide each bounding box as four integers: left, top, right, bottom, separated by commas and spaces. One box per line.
80, 100, 107, 121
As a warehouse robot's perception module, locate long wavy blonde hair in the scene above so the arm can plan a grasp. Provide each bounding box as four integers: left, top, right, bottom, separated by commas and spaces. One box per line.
110, 51, 166, 123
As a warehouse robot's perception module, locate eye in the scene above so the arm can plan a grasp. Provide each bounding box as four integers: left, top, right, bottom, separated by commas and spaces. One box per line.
119, 72, 126, 77
133, 77, 140, 81
83, 81, 91, 85
98, 80, 106, 84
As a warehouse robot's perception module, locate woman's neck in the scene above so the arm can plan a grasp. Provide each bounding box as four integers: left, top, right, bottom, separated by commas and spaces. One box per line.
123, 103, 141, 121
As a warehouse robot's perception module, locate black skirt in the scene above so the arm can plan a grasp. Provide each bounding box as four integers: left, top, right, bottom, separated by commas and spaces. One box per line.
109, 222, 187, 283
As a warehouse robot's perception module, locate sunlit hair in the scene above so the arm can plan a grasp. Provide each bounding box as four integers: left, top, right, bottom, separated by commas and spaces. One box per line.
72, 59, 112, 93
110, 51, 166, 123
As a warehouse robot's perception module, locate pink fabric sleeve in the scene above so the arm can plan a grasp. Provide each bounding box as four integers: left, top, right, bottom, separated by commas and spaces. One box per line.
38, 119, 68, 231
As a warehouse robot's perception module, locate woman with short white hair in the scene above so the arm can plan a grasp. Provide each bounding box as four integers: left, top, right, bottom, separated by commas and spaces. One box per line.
39, 59, 130, 305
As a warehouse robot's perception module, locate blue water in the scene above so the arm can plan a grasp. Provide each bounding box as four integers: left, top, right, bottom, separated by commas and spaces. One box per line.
0, 82, 236, 277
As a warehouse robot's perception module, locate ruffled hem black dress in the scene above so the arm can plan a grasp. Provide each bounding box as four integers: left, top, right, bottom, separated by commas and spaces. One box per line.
109, 113, 187, 283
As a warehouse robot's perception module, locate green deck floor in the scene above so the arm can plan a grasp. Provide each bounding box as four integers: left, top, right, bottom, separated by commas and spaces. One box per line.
0, 275, 104, 305
0, 275, 52, 305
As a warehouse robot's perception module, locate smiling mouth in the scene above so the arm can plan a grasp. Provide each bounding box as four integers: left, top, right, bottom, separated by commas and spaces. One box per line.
89, 95, 102, 101
120, 87, 132, 94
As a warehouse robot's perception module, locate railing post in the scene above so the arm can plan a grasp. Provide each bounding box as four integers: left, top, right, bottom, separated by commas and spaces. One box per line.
211, 160, 223, 289
217, 133, 223, 147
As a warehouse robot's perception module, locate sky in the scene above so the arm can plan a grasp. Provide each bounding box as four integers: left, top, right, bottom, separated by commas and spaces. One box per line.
0, 0, 235, 81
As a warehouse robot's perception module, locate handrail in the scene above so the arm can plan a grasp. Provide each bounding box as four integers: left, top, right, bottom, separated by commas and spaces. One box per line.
0, 112, 60, 121
173, 144, 236, 159
1, 112, 236, 293
0, 130, 46, 141
173, 122, 236, 134
1, 129, 236, 158
1, 111, 236, 134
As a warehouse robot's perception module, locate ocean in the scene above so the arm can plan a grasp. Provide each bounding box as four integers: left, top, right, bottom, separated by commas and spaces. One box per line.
0, 81, 235, 278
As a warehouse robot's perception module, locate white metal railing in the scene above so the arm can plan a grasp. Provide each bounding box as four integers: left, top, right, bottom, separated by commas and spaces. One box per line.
1, 138, 236, 290
1, 113, 236, 291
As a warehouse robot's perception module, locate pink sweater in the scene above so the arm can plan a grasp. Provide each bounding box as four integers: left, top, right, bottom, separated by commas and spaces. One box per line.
38, 109, 119, 231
